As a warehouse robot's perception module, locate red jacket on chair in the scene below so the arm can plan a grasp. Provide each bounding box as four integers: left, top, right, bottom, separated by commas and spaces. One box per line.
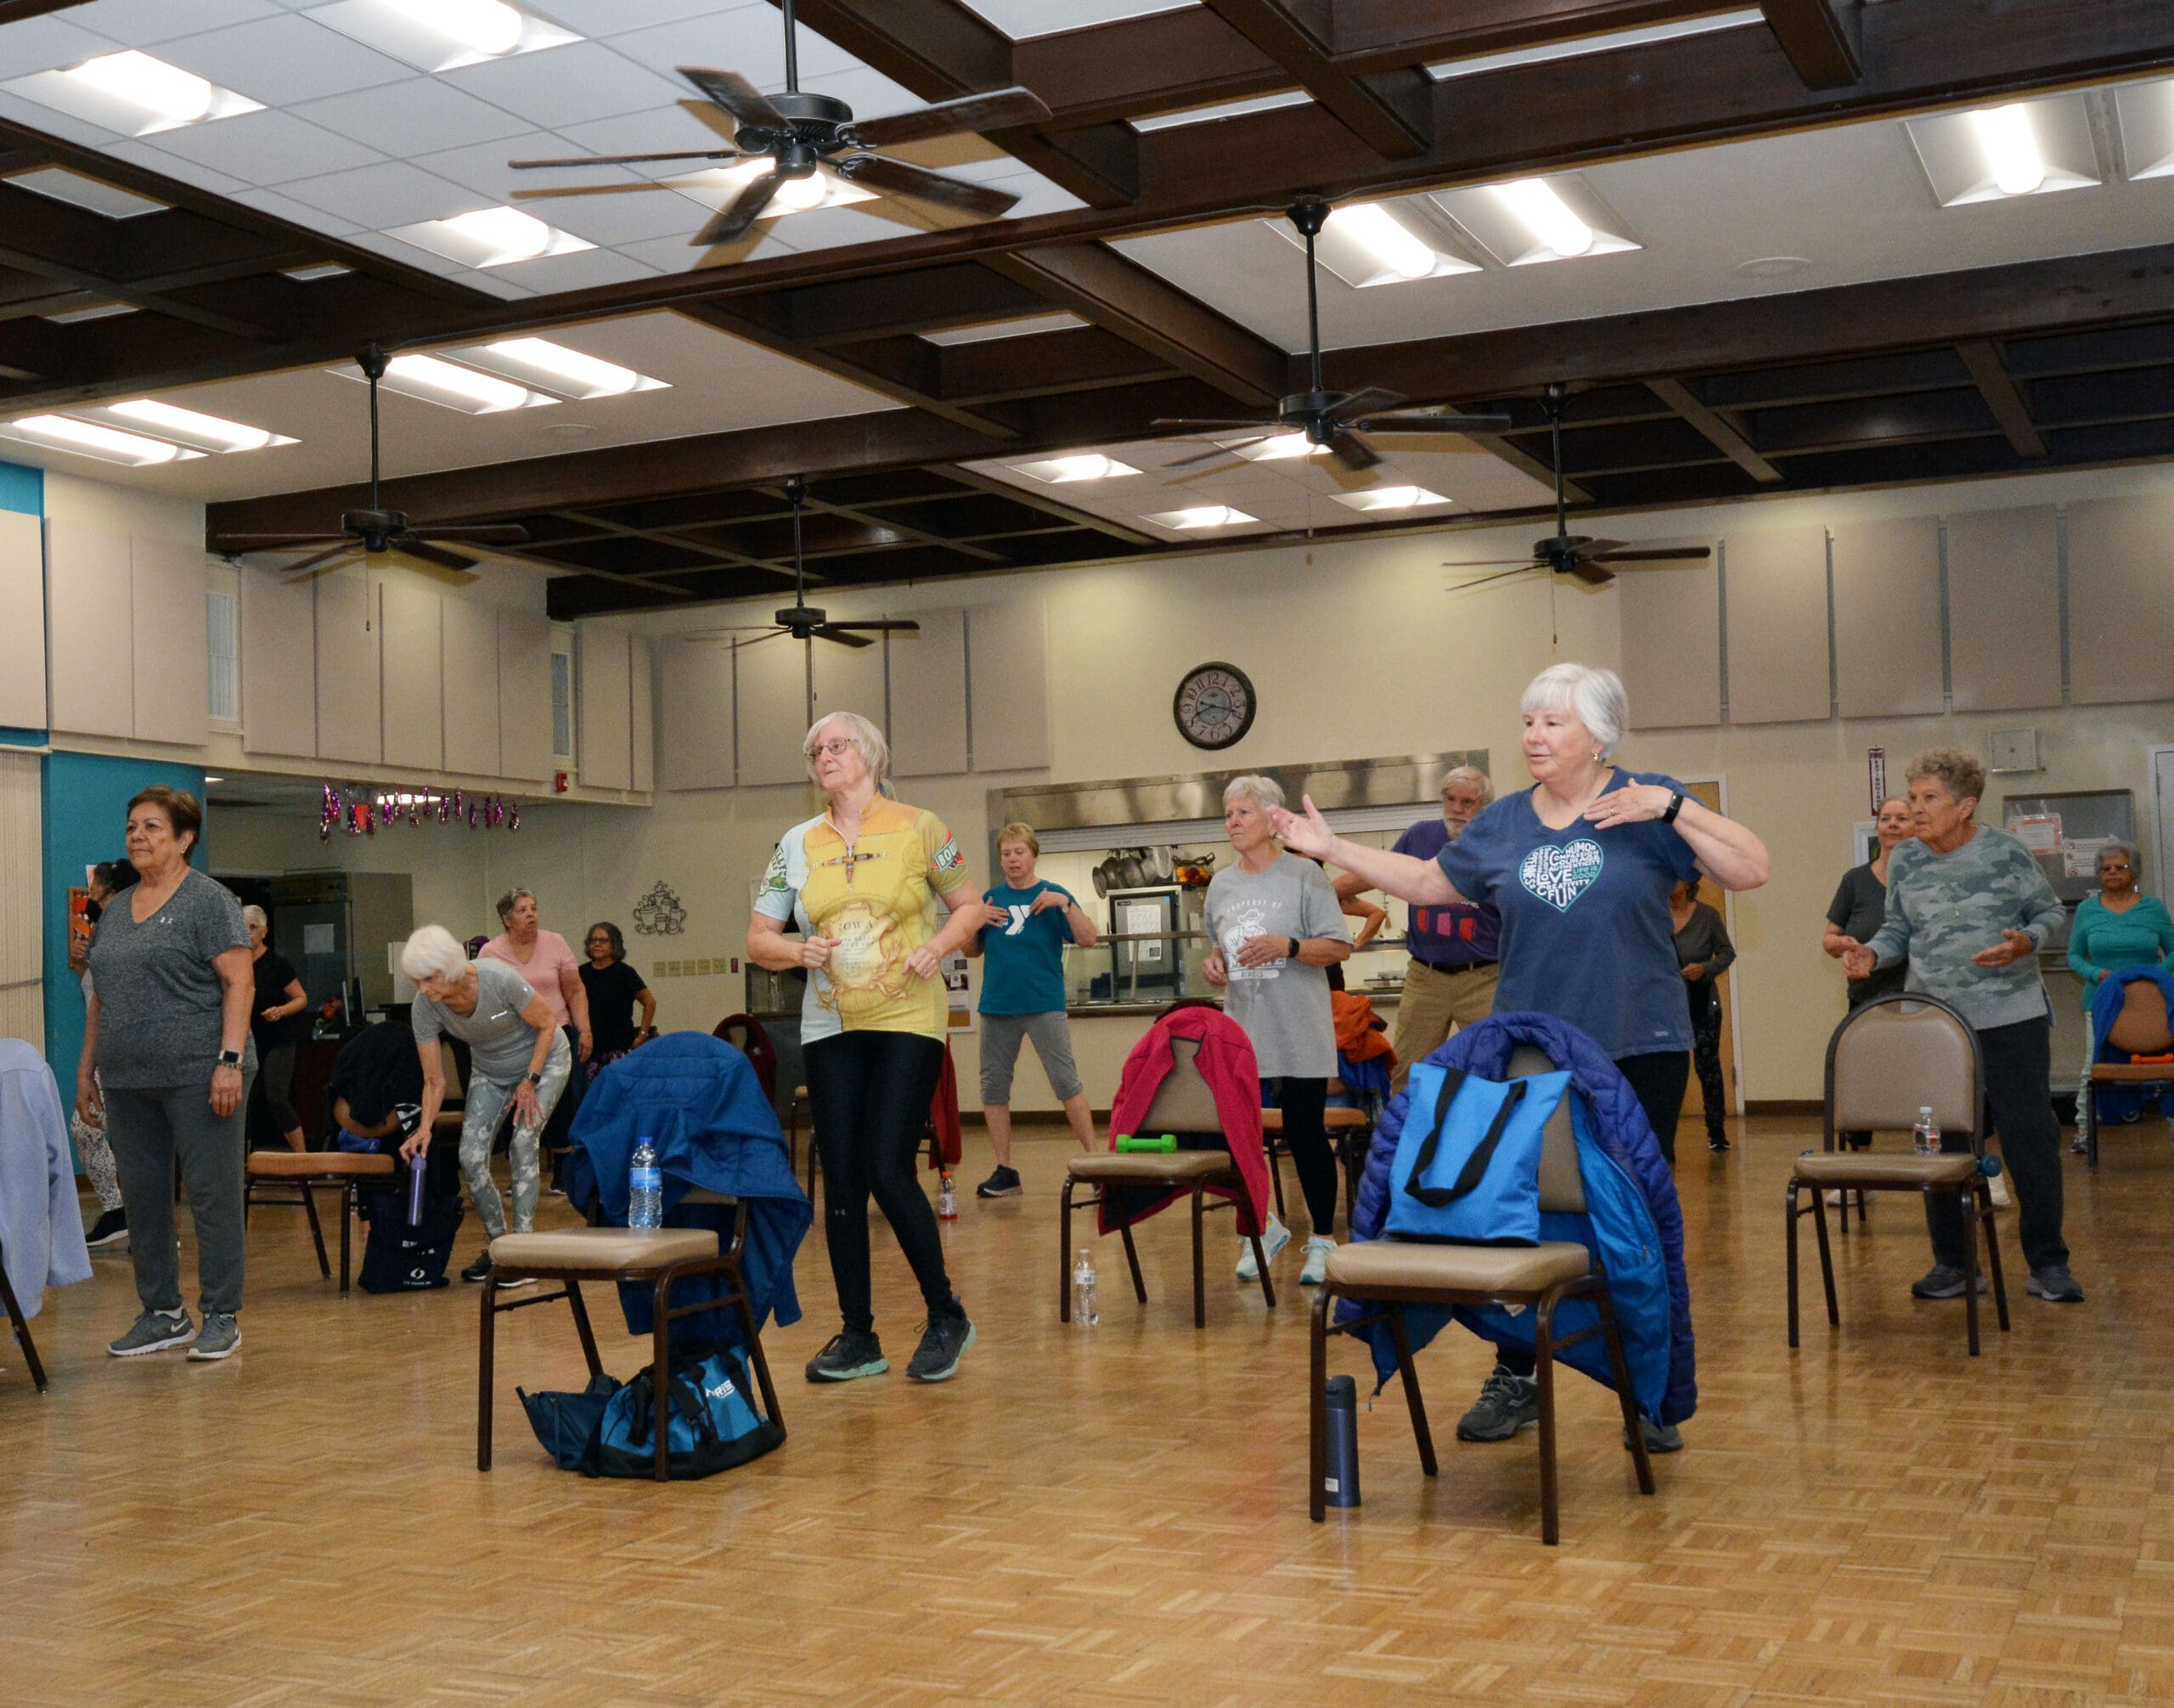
924, 1040, 962, 1170
1101, 1006, 1270, 1235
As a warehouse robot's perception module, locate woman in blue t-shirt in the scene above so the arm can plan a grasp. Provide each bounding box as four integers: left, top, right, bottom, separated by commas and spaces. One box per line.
1270, 662, 1769, 1448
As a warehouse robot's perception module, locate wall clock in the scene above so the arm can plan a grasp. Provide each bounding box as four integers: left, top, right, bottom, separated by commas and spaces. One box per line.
1173, 662, 1257, 751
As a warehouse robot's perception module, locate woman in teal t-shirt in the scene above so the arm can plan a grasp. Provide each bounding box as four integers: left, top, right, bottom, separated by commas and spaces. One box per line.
960, 822, 1100, 1198
2068, 839, 2174, 1143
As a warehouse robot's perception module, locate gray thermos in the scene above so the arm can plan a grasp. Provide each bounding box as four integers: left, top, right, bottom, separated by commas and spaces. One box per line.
407, 1155, 428, 1225
1322, 1373, 1361, 1508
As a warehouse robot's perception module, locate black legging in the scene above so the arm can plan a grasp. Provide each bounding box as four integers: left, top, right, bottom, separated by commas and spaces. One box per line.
1269, 1076, 1338, 1235
259, 1040, 300, 1136
805, 1029, 957, 1335
1501, 1047, 1688, 1379
1927, 1014, 2066, 1274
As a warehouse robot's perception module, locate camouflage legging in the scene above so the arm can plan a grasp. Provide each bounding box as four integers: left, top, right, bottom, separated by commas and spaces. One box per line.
71, 1071, 124, 1212
457, 1031, 572, 1237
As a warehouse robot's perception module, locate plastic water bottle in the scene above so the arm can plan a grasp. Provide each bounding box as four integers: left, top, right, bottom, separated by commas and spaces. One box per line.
1912, 1106, 1940, 1158
1073, 1246, 1098, 1326
938, 1170, 958, 1220
629, 1137, 663, 1229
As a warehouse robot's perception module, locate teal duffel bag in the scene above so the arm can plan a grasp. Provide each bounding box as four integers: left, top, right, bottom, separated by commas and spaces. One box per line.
587, 1342, 782, 1481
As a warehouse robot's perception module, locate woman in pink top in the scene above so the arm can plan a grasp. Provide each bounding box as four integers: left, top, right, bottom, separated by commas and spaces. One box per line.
480, 888, 593, 1174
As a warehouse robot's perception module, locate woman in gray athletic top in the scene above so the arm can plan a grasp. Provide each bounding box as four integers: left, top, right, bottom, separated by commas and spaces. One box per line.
399, 924, 572, 1286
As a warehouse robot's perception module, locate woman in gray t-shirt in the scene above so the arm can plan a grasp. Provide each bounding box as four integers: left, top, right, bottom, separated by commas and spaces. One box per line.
398, 925, 572, 1282
1202, 775, 1351, 1287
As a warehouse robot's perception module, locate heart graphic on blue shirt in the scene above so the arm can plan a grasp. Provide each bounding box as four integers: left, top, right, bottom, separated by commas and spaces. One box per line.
1519, 840, 1605, 912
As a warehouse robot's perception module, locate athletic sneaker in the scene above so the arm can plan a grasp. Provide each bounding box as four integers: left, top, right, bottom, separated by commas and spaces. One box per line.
1986, 1170, 2012, 1209
905, 1312, 976, 1383
188, 1313, 241, 1361
1625, 1417, 1684, 1454
976, 1165, 1022, 1198
1299, 1235, 1335, 1286
804, 1330, 888, 1382
1456, 1365, 1540, 1442
461, 1250, 493, 1284
1708, 1134, 1731, 1153
1911, 1264, 1988, 1299
2026, 1265, 2086, 1303
108, 1308, 193, 1357
84, 1209, 128, 1249
1236, 1213, 1291, 1281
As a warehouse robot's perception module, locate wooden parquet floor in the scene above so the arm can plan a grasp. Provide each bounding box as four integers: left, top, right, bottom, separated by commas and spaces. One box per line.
4, 1118, 2171, 1706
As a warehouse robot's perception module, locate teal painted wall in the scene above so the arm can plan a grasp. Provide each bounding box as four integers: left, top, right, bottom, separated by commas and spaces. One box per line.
0, 459, 37, 516
42, 752, 211, 1092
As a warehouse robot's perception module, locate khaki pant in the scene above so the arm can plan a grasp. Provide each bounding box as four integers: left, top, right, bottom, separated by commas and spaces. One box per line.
1389, 960, 1500, 1092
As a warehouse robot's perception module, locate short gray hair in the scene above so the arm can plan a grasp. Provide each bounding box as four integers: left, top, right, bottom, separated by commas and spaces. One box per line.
804, 711, 890, 790
2098, 838, 2141, 875
1440, 764, 1494, 805
241, 904, 268, 930
399, 924, 470, 984
1520, 662, 1628, 758
494, 886, 537, 923
1222, 774, 1286, 813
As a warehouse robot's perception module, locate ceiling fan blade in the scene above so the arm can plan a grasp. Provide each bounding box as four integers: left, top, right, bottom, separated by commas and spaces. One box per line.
415, 524, 529, 544
1445, 567, 1542, 594
276, 543, 360, 580
510, 149, 740, 169
211, 533, 347, 545
836, 155, 1018, 218
1325, 386, 1404, 421
1586, 545, 1714, 564
825, 619, 921, 634
848, 87, 1052, 148
1152, 418, 1276, 431
678, 66, 788, 132
391, 538, 478, 573
1567, 561, 1617, 587
693, 171, 782, 245
1355, 411, 1517, 434
1441, 557, 1546, 569
1328, 432, 1381, 473
1165, 437, 1264, 469
812, 625, 877, 649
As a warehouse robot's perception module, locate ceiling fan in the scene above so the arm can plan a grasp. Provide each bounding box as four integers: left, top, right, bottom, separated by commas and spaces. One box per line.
507, 0, 1051, 248
686, 477, 921, 651
1444, 383, 1713, 589
207, 345, 527, 583
1152, 197, 1512, 482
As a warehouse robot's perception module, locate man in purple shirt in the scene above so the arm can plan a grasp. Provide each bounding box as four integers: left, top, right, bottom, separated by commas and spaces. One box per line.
1336, 766, 1501, 1091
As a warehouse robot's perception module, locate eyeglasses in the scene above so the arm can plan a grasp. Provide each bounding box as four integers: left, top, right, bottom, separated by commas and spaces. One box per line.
805, 738, 856, 759
2102, 864, 2133, 874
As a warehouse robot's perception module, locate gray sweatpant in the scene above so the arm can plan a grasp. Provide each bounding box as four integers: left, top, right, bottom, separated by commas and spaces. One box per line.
104, 1074, 255, 1317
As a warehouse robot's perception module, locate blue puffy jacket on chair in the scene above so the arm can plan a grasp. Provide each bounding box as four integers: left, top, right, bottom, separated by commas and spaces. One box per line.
563, 1034, 812, 1348
1341, 1012, 1696, 1428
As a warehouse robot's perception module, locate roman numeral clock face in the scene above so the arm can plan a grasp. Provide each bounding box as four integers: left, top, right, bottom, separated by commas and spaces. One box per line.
1173, 662, 1258, 751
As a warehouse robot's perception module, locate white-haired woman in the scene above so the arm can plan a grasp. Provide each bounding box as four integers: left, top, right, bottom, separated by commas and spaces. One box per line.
397, 924, 571, 1286
480, 887, 591, 1181
242, 905, 310, 1153
1204, 775, 1353, 1287
1272, 662, 1768, 1448
748, 711, 984, 1385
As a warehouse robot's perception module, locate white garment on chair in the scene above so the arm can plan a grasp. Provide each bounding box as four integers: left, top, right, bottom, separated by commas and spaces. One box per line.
1, 1038, 93, 1320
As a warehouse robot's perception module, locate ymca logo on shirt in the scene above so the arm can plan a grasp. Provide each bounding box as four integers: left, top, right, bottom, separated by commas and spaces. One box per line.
1004, 905, 1033, 936
1520, 840, 1605, 912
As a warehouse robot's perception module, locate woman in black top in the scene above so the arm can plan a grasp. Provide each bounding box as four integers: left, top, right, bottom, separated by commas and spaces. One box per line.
1670, 881, 1738, 1153
578, 922, 655, 1082
243, 905, 311, 1152
1821, 796, 1914, 1148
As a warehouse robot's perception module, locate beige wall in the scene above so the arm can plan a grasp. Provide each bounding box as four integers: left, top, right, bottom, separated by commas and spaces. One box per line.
206, 454, 2174, 1107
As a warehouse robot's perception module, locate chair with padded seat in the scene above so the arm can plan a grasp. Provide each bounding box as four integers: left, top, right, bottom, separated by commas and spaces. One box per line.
2078, 978, 2174, 1170
477, 1187, 782, 1479
1062, 1036, 1277, 1328
244, 1149, 397, 1293
1787, 991, 2008, 1356
1309, 1044, 1653, 1545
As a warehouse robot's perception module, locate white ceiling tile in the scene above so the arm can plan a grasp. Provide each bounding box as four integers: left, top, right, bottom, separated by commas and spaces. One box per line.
527, 0, 722, 35
223, 183, 369, 235
786, 65, 923, 121
605, 8, 859, 89
518, 183, 714, 246
0, 87, 118, 145
155, 13, 414, 104
0, 16, 119, 79
957, 0, 1195, 40
412, 128, 633, 202
437, 39, 686, 128
746, 202, 934, 254
490, 246, 662, 290
617, 228, 797, 271
294, 76, 536, 153
276, 159, 485, 226
555, 105, 734, 158
66, 0, 283, 42
137, 109, 386, 185
991, 177, 1087, 218
99, 138, 253, 196
336, 227, 475, 272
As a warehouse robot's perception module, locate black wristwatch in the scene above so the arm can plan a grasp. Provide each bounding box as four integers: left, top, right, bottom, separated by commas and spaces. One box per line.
1662, 790, 1686, 824
525, 1070, 543, 1087
1288, 936, 1301, 959
217, 1049, 243, 1068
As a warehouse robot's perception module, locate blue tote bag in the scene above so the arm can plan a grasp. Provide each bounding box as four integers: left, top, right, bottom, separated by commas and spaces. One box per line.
1383, 1062, 1574, 1246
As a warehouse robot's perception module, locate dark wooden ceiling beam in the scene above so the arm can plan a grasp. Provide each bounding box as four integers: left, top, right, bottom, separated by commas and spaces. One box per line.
1646, 377, 1783, 482
937, 325, 1173, 404
1321, 0, 1735, 71
1955, 340, 2048, 460
1011, 10, 1286, 127
1759, 0, 1862, 89
1197, 0, 1433, 158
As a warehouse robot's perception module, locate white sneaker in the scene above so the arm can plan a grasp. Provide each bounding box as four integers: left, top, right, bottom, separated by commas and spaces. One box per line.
1299, 1235, 1335, 1286
1986, 1170, 2011, 1209
1236, 1213, 1290, 1281
1823, 1190, 1845, 1206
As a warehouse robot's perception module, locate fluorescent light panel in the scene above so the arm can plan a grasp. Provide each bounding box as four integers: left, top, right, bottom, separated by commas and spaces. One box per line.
283, 262, 352, 282
1010, 454, 1140, 482
1, 414, 202, 466
672, 161, 872, 219
388, 206, 594, 268
1903, 93, 2101, 205
922, 312, 1087, 347
1133, 90, 1314, 132
4, 166, 166, 219
1270, 197, 1479, 288
307, 0, 579, 72
3, 50, 262, 137
2115, 76, 2174, 180
1333, 485, 1451, 512
329, 352, 556, 414
106, 400, 295, 454
461, 336, 667, 398
1429, 9, 1763, 77
1144, 505, 1257, 529
1429, 173, 1640, 266
1231, 433, 1324, 462
45, 302, 139, 323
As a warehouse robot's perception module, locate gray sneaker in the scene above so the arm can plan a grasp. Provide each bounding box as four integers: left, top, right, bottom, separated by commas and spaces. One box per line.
905, 1311, 977, 1383
108, 1308, 193, 1357
1910, 1265, 1987, 1299
2025, 1265, 2086, 1303
1625, 1416, 1684, 1454
188, 1312, 241, 1361
1456, 1365, 1540, 1442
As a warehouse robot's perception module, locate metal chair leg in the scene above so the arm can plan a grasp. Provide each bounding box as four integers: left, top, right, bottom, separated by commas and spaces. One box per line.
300, 1182, 330, 1280
1595, 1282, 1654, 1496
1267, 1138, 1287, 1222
1309, 1283, 1330, 1521
1785, 1178, 1802, 1348
1811, 1188, 1839, 1327
1118, 1222, 1147, 1302
1191, 1183, 1207, 1329
651, 1272, 673, 1483
1959, 1191, 1982, 1357
1060, 1177, 1076, 1322
1383, 1305, 1434, 1475
0, 1243, 48, 1393
1978, 1183, 2011, 1332
1535, 1295, 1562, 1547
565, 1278, 604, 1380
476, 1269, 498, 1471
337, 1180, 354, 1294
